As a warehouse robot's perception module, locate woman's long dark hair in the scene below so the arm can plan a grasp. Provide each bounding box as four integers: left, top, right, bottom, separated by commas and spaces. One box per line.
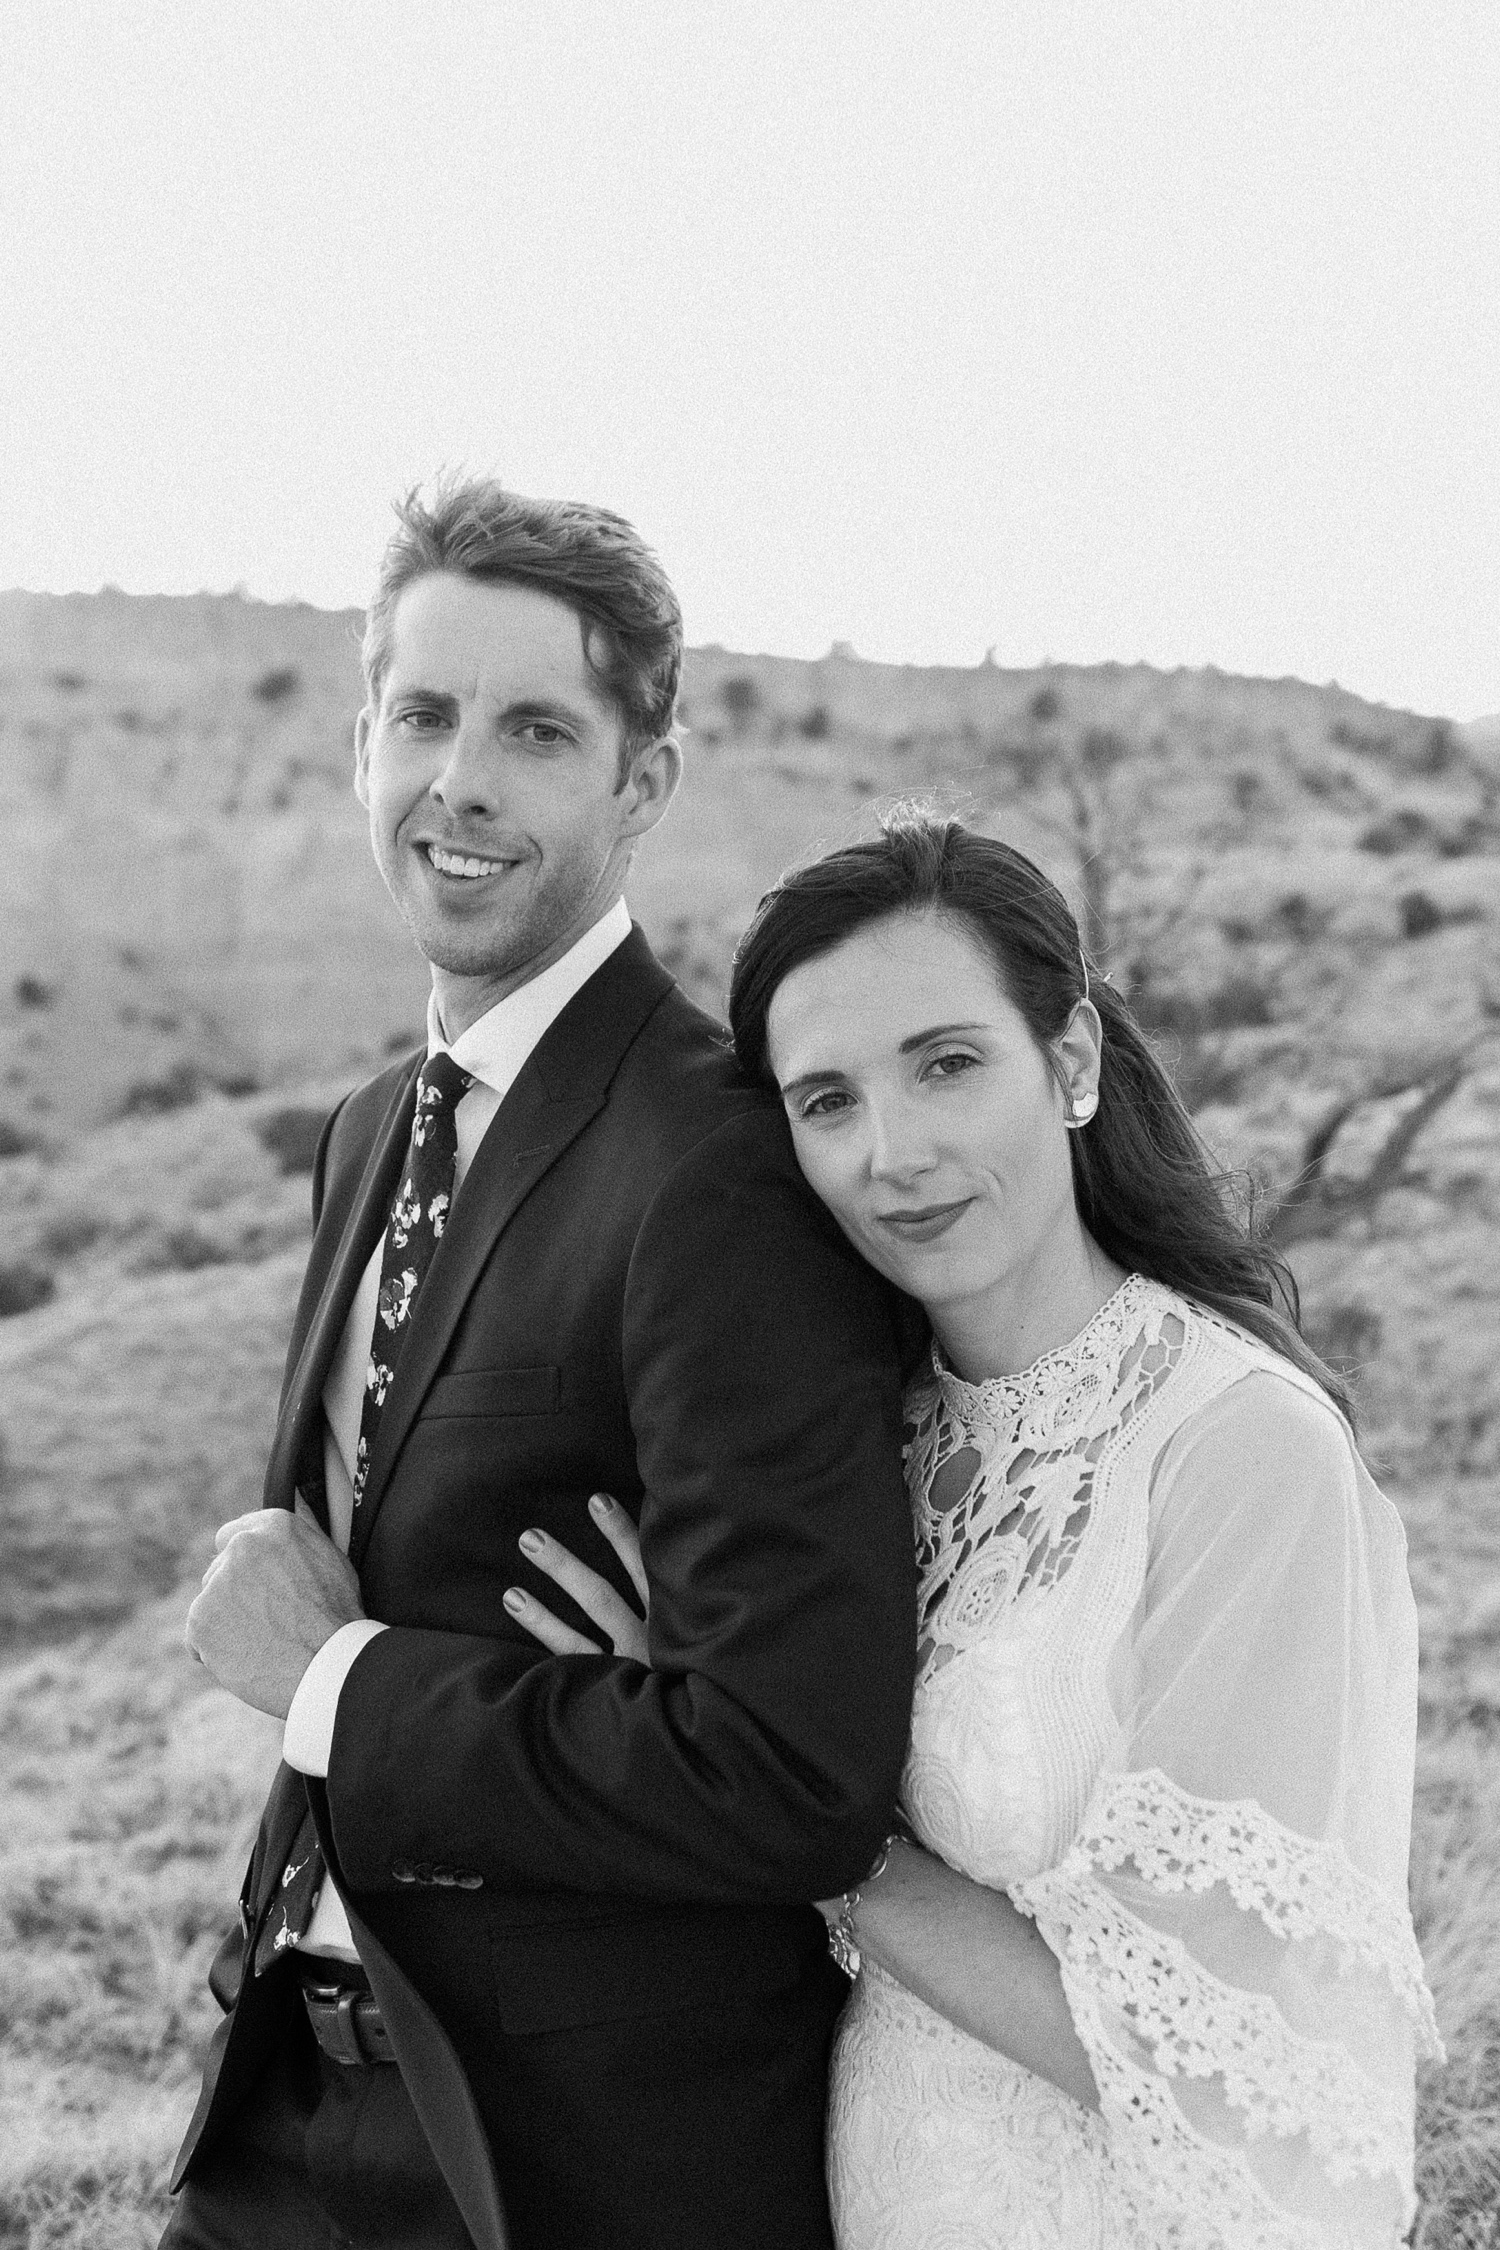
728, 807, 1353, 1420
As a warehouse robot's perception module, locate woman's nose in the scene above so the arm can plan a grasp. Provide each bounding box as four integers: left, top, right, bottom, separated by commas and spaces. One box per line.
865, 1104, 937, 1183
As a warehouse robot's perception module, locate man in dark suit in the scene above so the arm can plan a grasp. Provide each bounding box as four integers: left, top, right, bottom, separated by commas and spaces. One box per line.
167, 480, 918, 2250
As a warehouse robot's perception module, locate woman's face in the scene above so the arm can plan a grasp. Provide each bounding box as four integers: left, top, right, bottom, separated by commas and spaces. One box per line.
765, 909, 1094, 1321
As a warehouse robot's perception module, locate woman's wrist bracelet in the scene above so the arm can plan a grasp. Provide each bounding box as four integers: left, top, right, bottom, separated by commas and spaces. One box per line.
827, 1831, 903, 1980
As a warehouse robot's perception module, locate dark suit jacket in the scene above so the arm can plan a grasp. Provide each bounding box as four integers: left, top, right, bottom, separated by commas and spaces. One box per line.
173, 928, 919, 2250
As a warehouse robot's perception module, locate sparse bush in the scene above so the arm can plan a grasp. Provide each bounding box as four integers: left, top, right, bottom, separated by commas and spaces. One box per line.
0, 1263, 55, 1318
1274, 892, 1333, 944
49, 669, 87, 692
797, 705, 831, 739
720, 676, 760, 731
252, 665, 301, 705
1132, 975, 1275, 1036
1029, 685, 1061, 723
1360, 809, 1442, 856
1304, 1301, 1383, 1373
38, 1214, 108, 1261
1401, 890, 1445, 940
1330, 717, 1397, 758
135, 1226, 232, 1274
0, 1118, 44, 1159
1416, 719, 1461, 775
1172, 1043, 1246, 1111
253, 1106, 327, 1177
14, 975, 56, 1010
115, 1066, 206, 1120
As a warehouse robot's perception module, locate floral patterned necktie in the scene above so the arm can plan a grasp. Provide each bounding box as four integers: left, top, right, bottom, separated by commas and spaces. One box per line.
353, 1048, 474, 1509
254, 1049, 473, 1975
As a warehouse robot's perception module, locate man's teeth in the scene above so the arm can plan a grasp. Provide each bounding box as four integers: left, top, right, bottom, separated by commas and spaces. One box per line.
428, 846, 503, 879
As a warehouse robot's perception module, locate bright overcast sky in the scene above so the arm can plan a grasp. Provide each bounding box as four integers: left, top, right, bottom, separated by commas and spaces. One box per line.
3, 2, 1497, 717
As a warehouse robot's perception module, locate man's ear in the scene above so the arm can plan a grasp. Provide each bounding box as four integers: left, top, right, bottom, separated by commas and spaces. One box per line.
618, 734, 683, 839
353, 705, 373, 808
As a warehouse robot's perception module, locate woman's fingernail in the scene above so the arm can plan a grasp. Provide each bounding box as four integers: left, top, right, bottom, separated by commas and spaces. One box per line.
589, 1494, 611, 1516
518, 1529, 543, 1556
503, 1588, 526, 1613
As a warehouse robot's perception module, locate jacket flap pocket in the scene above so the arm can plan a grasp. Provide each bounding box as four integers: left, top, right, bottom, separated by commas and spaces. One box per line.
425, 1366, 561, 1418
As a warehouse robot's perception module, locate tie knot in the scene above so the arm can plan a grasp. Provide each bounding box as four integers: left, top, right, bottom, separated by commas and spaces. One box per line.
418, 1050, 474, 1116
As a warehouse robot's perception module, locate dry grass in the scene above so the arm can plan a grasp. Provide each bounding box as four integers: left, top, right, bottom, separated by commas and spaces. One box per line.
0, 1604, 280, 2247
1, 595, 1497, 2241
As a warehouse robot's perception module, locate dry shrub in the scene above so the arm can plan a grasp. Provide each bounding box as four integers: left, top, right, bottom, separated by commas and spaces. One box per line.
1409, 1725, 1500, 2241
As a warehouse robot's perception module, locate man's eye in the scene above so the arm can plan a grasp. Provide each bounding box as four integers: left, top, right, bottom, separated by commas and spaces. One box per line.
521, 723, 569, 747
395, 707, 444, 732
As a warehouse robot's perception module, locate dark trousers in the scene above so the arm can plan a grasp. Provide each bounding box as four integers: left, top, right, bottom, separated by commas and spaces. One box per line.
160, 1988, 473, 2250
166, 1948, 843, 2250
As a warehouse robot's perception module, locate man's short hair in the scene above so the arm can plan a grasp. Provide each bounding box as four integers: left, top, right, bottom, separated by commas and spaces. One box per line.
362, 476, 683, 777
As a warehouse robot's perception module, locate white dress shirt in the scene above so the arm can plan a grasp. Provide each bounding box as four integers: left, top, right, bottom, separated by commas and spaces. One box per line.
283, 898, 632, 1959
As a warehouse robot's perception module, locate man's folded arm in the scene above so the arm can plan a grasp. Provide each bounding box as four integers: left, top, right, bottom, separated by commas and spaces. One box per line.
322, 1113, 920, 1907
283, 1618, 389, 1776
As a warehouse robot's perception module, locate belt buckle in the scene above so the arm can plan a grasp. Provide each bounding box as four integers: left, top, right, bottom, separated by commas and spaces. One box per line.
306, 1980, 373, 2066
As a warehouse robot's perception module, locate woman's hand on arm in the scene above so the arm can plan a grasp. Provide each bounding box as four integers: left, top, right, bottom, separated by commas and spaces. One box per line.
503, 1494, 651, 1663
821, 1838, 1100, 2115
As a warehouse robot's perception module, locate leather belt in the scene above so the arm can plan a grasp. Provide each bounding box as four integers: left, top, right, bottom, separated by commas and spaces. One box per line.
301, 1976, 397, 2066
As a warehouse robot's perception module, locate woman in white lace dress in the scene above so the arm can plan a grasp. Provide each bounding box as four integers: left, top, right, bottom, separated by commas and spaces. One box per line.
513, 812, 1440, 2248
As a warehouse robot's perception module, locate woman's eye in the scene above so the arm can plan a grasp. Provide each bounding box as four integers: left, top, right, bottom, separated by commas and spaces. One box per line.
795, 1088, 851, 1121
925, 1051, 979, 1081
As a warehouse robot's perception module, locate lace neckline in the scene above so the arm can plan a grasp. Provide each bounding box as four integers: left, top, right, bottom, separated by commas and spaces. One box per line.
932, 1272, 1159, 1429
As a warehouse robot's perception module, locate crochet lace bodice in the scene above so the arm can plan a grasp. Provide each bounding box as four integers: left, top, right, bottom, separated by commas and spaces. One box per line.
827, 1277, 1439, 2250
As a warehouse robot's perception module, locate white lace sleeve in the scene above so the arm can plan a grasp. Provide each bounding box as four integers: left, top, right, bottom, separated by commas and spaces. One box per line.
1010, 1371, 1442, 2248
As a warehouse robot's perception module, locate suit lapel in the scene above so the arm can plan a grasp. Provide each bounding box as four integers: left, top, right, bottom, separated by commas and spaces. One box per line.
347, 929, 675, 1568
261, 1056, 423, 1513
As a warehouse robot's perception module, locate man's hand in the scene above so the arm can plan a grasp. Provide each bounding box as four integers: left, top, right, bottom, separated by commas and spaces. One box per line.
184, 1499, 366, 1718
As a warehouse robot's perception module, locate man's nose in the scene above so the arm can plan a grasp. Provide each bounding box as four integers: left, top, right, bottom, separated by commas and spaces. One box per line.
429, 721, 501, 819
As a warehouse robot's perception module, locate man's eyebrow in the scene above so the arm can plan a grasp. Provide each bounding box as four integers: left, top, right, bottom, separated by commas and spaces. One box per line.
496, 697, 595, 729
384, 682, 459, 714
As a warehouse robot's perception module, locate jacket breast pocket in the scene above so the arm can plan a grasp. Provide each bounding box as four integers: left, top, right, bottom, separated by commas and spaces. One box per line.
425, 1366, 562, 1419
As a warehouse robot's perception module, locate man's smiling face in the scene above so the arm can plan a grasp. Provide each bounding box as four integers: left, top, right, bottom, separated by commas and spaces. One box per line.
355, 571, 677, 1034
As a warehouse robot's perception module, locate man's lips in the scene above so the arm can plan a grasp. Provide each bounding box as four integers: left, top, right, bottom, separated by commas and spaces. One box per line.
417, 841, 518, 880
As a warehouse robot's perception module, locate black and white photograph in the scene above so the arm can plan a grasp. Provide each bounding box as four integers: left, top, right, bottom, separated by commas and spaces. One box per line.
1, 6, 1496, 2245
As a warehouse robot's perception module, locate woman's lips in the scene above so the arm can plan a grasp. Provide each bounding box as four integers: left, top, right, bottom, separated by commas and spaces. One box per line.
875, 1198, 973, 1244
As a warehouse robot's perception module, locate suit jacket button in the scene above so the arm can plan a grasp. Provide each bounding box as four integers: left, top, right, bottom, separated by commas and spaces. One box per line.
414, 1863, 435, 1885
391, 1860, 416, 1884
455, 1870, 484, 1890
431, 1866, 456, 1887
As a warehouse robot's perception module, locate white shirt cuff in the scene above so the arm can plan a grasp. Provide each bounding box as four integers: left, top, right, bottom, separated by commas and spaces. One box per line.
282, 1618, 389, 1777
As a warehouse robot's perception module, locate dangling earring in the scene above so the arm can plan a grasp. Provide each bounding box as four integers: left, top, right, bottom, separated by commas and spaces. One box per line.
1065, 1090, 1098, 1130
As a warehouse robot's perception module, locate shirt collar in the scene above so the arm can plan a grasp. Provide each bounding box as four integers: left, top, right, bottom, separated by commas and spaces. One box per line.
425, 898, 633, 1092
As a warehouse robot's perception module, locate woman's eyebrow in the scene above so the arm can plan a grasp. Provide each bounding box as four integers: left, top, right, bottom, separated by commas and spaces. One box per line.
896, 1021, 989, 1052
778, 1068, 846, 1102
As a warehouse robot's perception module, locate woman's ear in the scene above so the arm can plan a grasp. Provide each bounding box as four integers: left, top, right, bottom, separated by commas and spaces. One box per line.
1054, 999, 1104, 1124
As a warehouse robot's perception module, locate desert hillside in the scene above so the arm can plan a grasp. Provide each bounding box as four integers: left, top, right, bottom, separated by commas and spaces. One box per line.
1, 593, 1497, 2242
